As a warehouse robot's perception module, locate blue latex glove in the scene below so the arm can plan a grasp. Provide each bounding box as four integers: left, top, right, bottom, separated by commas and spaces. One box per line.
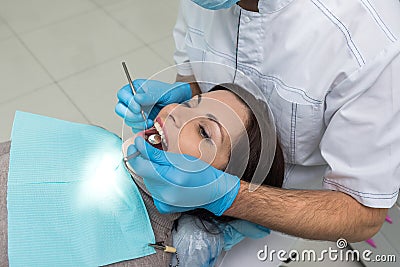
127, 137, 240, 216
222, 220, 270, 251
115, 79, 192, 133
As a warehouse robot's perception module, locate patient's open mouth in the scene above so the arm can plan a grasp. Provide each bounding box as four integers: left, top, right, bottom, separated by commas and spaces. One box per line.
143, 121, 167, 151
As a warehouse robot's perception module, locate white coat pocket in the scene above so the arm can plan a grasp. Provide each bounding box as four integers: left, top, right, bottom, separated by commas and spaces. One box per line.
265, 81, 326, 166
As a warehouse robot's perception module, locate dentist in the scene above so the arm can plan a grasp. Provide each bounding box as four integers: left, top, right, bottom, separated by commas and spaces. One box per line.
116, 0, 400, 242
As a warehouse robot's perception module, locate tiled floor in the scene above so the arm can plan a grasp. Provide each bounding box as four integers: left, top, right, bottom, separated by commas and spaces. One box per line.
0, 0, 179, 141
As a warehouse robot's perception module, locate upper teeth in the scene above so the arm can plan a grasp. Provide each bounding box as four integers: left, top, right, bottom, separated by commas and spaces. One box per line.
154, 121, 167, 148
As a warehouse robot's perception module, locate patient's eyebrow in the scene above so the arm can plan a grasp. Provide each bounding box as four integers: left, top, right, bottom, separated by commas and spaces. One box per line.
182, 95, 201, 108
206, 113, 225, 144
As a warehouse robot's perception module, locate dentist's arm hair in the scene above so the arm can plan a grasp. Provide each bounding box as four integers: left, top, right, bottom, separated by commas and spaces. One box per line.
224, 182, 387, 242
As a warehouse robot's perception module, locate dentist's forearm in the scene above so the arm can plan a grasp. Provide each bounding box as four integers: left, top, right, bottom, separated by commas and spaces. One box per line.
175, 74, 202, 96
224, 181, 387, 242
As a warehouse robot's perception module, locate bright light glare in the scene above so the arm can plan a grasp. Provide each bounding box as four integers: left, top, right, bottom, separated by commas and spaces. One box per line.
91, 155, 117, 195
77, 153, 122, 210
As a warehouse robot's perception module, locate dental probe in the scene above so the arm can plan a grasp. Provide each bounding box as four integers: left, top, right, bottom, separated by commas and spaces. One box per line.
122, 62, 147, 163
121, 62, 161, 146
121, 62, 161, 164
122, 62, 148, 127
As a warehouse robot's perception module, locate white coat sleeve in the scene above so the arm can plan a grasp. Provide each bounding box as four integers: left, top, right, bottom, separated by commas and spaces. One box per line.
321, 43, 400, 208
173, 0, 194, 76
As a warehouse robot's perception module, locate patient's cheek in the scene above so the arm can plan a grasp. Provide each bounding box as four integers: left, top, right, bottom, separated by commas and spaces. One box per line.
171, 123, 224, 168
179, 137, 224, 168
198, 139, 217, 165
177, 137, 202, 160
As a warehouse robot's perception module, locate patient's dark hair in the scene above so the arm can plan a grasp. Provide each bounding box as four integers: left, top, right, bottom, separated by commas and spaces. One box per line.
184, 83, 285, 231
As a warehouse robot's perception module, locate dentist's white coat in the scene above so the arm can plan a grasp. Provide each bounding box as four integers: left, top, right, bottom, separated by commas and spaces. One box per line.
173, 0, 400, 209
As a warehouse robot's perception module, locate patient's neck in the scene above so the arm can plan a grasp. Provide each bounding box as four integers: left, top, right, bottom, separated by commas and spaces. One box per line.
238, 0, 259, 12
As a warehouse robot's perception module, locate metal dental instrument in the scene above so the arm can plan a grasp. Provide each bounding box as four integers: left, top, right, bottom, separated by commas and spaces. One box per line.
123, 151, 141, 162
122, 62, 147, 163
122, 62, 161, 146
121, 62, 161, 163
122, 62, 148, 127
148, 133, 162, 145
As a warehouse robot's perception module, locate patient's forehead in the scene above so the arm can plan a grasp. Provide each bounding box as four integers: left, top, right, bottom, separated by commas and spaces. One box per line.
202, 90, 236, 101
199, 90, 249, 141
201, 90, 248, 121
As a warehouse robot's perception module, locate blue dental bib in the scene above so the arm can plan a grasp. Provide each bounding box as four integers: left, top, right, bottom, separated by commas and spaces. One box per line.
7, 111, 155, 266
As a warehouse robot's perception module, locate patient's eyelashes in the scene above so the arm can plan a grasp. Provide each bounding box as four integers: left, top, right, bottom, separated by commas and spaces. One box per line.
199, 124, 210, 139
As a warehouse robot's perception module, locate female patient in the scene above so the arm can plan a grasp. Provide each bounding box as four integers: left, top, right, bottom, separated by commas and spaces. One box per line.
0, 83, 284, 266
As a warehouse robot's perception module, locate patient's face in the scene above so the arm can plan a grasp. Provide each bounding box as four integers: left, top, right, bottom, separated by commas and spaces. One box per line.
124, 90, 249, 170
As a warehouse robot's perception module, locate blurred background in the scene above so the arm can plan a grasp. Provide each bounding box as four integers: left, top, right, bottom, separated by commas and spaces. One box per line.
0, 0, 180, 141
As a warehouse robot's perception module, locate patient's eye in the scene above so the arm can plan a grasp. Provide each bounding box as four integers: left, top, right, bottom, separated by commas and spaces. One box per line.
199, 125, 210, 139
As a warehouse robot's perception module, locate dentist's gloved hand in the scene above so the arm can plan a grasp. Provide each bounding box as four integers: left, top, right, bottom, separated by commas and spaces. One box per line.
222, 220, 270, 250
115, 79, 192, 133
127, 137, 241, 216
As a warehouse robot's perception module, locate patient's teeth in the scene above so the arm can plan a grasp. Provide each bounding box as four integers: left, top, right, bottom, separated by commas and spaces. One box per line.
154, 122, 167, 149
